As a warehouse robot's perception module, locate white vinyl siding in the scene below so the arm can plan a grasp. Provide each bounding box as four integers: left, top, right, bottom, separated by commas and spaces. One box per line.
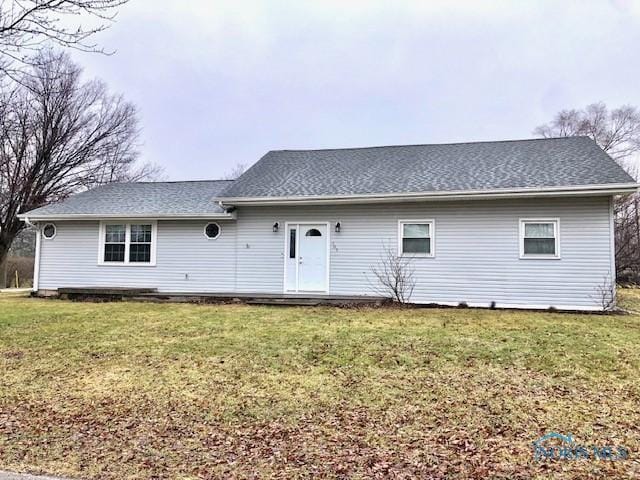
233, 197, 612, 310
40, 220, 237, 292
37, 196, 614, 310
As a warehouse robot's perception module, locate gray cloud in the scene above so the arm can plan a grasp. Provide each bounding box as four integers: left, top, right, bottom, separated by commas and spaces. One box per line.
72, 0, 640, 180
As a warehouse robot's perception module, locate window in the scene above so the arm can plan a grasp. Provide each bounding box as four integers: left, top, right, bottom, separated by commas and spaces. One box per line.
520, 219, 559, 259
129, 224, 152, 262
42, 223, 56, 240
204, 222, 220, 239
99, 222, 156, 265
104, 224, 126, 262
398, 220, 434, 256
305, 228, 322, 237
289, 228, 296, 258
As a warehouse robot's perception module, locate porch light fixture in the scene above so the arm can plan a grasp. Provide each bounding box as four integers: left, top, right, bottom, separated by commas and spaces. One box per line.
335, 222, 341, 233
272, 222, 279, 232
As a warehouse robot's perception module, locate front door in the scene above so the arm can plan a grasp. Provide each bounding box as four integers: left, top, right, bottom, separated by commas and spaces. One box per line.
285, 223, 328, 292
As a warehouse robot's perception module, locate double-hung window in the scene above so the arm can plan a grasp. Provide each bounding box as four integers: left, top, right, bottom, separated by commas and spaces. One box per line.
104, 224, 126, 262
520, 219, 559, 259
398, 220, 434, 257
129, 224, 152, 263
99, 221, 157, 265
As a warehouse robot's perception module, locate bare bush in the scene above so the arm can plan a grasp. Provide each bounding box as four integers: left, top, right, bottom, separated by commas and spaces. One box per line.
591, 273, 616, 312
369, 243, 416, 304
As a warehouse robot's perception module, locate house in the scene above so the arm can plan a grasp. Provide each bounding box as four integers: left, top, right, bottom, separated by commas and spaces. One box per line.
18, 137, 638, 310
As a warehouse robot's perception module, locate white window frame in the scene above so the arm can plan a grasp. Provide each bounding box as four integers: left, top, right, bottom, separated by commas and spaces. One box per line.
203, 222, 221, 240
42, 223, 56, 240
398, 219, 435, 257
98, 220, 157, 266
519, 218, 560, 260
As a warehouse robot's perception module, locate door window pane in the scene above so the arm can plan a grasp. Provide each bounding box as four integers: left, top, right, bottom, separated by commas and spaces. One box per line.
289, 229, 296, 258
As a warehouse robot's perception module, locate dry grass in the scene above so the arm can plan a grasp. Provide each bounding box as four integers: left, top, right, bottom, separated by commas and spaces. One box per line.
1, 291, 640, 478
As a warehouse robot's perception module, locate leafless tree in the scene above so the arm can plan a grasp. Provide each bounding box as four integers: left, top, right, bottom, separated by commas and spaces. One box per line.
0, 49, 156, 286
369, 243, 416, 304
0, 0, 129, 76
534, 102, 640, 281
222, 163, 248, 180
534, 102, 640, 169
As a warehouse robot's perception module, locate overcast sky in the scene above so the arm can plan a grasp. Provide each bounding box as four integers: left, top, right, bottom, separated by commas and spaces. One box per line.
72, 0, 640, 180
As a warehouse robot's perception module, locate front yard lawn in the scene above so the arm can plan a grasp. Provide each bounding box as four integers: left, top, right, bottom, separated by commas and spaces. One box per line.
1, 292, 640, 479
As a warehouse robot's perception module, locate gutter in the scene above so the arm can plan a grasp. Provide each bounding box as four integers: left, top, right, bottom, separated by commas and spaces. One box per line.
16, 212, 237, 222
218, 183, 640, 206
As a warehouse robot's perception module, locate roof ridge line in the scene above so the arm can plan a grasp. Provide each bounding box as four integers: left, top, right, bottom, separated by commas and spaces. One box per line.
268, 136, 591, 154
114, 179, 235, 185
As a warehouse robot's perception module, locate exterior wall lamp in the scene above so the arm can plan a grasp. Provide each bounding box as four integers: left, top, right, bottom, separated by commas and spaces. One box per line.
335, 222, 341, 233
273, 222, 279, 232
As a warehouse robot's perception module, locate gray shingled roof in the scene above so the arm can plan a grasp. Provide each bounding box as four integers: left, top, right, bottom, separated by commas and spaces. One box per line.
220, 137, 636, 199
23, 180, 233, 217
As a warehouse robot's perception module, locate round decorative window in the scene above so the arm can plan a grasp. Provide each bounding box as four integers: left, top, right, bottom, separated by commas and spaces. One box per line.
204, 222, 220, 239
42, 223, 56, 239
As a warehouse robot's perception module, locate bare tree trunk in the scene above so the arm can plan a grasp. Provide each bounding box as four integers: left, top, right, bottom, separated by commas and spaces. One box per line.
0, 246, 8, 289
635, 197, 640, 255
0, 230, 21, 288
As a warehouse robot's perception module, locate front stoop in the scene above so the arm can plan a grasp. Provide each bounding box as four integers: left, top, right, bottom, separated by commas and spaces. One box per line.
42, 288, 390, 307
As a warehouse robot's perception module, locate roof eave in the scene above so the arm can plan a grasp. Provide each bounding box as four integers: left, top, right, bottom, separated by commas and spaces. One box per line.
219, 183, 640, 206
17, 212, 237, 221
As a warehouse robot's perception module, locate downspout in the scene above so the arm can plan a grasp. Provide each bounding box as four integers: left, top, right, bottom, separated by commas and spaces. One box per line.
218, 201, 238, 291
609, 196, 617, 308
23, 216, 40, 293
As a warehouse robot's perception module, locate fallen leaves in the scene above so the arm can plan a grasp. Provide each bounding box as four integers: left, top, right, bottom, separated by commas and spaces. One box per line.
0, 294, 639, 478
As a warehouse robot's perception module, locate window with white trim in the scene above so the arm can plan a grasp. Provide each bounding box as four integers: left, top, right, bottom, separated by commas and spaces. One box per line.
104, 224, 126, 262
42, 223, 56, 240
204, 222, 220, 239
398, 220, 434, 256
129, 224, 152, 262
99, 222, 156, 265
520, 219, 559, 258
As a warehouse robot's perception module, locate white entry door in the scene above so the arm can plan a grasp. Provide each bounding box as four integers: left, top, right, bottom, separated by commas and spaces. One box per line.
285, 223, 328, 292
